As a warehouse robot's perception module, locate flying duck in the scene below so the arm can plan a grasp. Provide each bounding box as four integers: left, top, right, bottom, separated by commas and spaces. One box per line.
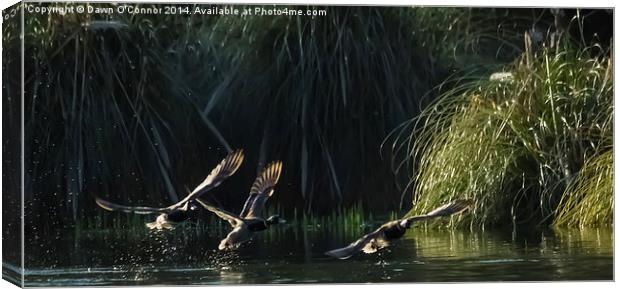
199, 161, 283, 250
325, 199, 473, 259
94, 149, 244, 230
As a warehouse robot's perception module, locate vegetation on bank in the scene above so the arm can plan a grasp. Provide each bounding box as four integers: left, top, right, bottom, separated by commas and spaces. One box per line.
554, 150, 613, 227
397, 35, 612, 228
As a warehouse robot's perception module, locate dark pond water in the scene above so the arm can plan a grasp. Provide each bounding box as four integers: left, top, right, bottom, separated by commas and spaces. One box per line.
4, 217, 614, 286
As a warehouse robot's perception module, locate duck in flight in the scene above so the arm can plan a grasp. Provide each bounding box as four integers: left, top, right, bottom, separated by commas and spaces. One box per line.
94, 149, 245, 230
199, 161, 283, 250
325, 199, 473, 259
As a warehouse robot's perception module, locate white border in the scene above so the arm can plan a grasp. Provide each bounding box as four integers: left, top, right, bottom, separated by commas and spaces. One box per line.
1, 1, 617, 289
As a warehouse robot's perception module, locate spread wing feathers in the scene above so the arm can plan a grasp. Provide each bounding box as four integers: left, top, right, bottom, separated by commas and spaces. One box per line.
93, 150, 244, 215
404, 198, 474, 225
250, 161, 283, 195
240, 161, 283, 218
324, 227, 384, 259
195, 199, 243, 227
167, 149, 244, 211
94, 197, 167, 214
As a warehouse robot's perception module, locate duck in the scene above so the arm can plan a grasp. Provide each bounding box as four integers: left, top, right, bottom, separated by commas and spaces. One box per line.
198, 161, 283, 250
325, 199, 473, 259
94, 149, 244, 230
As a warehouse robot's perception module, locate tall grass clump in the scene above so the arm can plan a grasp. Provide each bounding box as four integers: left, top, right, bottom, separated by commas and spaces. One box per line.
395, 34, 612, 228
554, 150, 613, 227
382, 8, 570, 209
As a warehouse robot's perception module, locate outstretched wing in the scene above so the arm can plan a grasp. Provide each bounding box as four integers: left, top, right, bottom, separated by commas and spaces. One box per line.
325, 227, 384, 259
239, 161, 282, 218
425, 198, 473, 217
195, 198, 243, 227
167, 149, 244, 211
404, 198, 474, 225
94, 197, 167, 215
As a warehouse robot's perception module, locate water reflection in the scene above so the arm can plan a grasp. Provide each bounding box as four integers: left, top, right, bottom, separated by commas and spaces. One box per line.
17, 220, 613, 286
218, 270, 246, 284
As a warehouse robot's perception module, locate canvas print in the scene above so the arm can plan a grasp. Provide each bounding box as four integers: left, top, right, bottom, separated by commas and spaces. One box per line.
1, 1, 614, 287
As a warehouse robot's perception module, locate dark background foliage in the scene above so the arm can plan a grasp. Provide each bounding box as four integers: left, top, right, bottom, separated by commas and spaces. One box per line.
1, 4, 613, 231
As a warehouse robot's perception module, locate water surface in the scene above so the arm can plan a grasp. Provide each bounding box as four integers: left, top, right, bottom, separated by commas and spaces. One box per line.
7, 218, 614, 286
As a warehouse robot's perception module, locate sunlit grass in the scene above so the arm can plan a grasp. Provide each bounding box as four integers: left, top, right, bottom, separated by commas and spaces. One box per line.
554, 150, 613, 227
395, 34, 612, 228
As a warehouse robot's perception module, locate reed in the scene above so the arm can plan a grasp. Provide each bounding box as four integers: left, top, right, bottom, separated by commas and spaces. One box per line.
18, 5, 453, 228
395, 33, 612, 227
